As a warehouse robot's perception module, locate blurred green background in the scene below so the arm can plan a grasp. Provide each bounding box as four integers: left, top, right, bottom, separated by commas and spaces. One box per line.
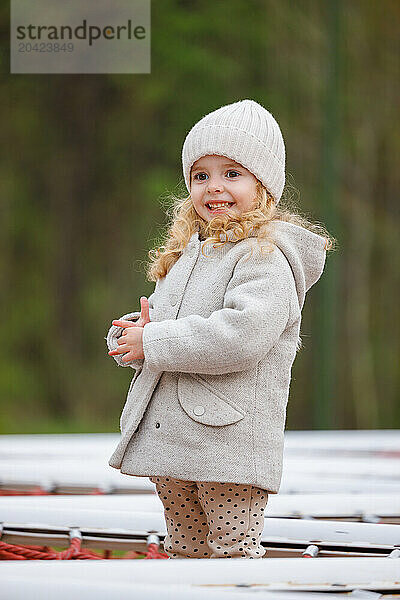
1, 0, 399, 433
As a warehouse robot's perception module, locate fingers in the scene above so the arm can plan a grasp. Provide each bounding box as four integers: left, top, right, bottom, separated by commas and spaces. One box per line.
108, 345, 130, 357
108, 346, 134, 361
112, 319, 137, 327
109, 339, 129, 354
140, 296, 150, 323
108, 348, 122, 356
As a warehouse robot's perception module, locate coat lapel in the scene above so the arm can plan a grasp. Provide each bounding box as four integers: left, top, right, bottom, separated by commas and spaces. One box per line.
163, 233, 200, 320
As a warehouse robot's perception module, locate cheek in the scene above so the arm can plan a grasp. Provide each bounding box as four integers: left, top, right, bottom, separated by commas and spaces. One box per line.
191, 195, 205, 215
191, 194, 201, 207
235, 184, 258, 209
235, 182, 253, 198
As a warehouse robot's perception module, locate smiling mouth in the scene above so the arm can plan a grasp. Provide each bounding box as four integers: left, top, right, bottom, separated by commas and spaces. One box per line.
206, 203, 235, 211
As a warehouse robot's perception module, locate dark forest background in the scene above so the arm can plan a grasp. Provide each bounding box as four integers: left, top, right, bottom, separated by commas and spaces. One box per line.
1, 0, 399, 433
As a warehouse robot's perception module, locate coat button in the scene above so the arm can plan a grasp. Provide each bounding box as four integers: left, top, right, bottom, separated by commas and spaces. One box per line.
193, 405, 205, 416
155, 422, 160, 428
169, 293, 178, 306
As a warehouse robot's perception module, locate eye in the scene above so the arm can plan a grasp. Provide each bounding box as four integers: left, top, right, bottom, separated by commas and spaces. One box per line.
226, 170, 240, 178
193, 172, 208, 181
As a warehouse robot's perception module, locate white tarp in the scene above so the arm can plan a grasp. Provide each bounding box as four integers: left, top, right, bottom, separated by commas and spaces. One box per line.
0, 558, 399, 591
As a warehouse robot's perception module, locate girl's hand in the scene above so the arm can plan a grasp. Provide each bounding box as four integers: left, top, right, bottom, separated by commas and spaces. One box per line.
108, 325, 144, 361
108, 297, 150, 362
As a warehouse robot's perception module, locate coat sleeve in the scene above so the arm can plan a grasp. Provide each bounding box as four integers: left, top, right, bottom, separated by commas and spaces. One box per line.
105, 285, 157, 370
142, 246, 294, 375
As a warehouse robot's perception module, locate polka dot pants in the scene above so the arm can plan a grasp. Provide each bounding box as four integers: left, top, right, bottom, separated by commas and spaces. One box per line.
149, 476, 268, 559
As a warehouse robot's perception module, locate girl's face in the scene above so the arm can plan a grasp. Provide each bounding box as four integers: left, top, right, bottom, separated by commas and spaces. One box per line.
190, 154, 258, 222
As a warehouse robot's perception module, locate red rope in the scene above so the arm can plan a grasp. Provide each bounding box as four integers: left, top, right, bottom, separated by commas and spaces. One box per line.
0, 539, 169, 560
0, 549, 26, 560
144, 543, 169, 559
0, 537, 102, 560
0, 487, 48, 496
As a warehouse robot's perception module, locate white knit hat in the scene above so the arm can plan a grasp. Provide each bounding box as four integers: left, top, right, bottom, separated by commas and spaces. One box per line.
182, 99, 286, 203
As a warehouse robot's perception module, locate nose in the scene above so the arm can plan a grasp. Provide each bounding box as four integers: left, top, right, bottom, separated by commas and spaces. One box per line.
206, 175, 224, 194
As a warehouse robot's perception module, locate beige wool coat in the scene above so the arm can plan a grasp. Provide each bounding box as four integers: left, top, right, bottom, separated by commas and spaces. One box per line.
105, 221, 327, 493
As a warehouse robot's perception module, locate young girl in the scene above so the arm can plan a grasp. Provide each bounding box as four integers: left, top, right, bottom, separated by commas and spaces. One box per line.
106, 99, 333, 559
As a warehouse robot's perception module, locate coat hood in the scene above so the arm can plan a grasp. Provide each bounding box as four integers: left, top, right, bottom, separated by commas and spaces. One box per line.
269, 220, 327, 309
214, 220, 326, 310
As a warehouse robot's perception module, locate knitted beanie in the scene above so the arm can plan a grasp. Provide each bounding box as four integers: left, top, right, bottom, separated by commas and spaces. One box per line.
182, 99, 286, 203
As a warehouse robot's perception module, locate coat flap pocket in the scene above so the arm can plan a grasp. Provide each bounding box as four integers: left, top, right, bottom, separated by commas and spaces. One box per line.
177, 373, 246, 426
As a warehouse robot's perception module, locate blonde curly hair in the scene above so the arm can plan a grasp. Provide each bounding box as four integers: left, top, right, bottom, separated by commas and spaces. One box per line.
145, 180, 335, 282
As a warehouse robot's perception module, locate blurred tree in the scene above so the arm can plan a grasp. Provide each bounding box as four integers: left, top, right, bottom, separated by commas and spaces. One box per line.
0, 0, 398, 433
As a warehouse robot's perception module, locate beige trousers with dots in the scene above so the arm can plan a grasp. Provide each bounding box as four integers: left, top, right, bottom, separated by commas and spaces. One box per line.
149, 476, 268, 559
